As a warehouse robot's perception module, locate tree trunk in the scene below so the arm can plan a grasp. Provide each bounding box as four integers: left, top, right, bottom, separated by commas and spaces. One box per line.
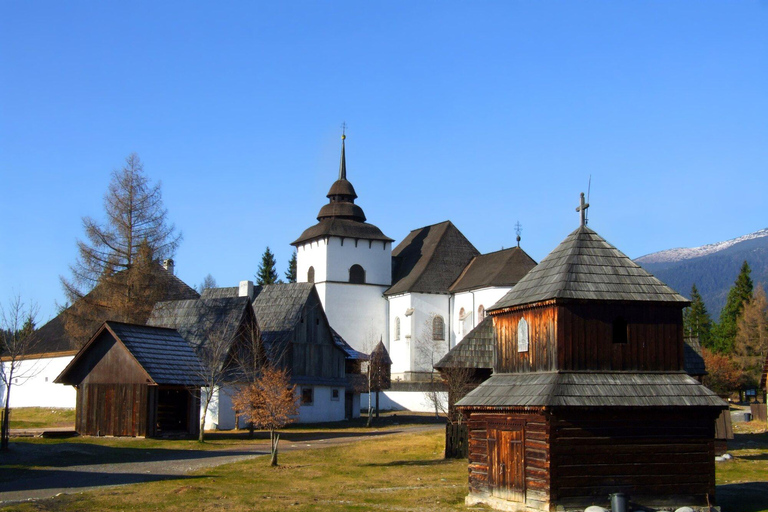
270, 430, 279, 466
2, 369, 13, 451
199, 393, 212, 443
375, 391, 380, 418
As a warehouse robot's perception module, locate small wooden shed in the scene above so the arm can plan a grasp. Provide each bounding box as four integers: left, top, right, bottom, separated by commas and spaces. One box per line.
457, 207, 726, 511
56, 321, 205, 438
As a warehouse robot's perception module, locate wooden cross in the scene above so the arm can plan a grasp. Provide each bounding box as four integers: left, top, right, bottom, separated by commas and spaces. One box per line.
576, 192, 589, 227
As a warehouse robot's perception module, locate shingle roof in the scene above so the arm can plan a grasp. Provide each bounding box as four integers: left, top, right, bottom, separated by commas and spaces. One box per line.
147, 296, 251, 352
106, 322, 205, 385
491, 226, 689, 310
200, 287, 239, 299
25, 265, 199, 356
683, 337, 707, 377
456, 372, 726, 408
292, 218, 393, 246
56, 321, 205, 386
387, 221, 480, 296
331, 328, 368, 360
251, 283, 314, 334
434, 316, 494, 370
449, 247, 537, 293
371, 340, 393, 365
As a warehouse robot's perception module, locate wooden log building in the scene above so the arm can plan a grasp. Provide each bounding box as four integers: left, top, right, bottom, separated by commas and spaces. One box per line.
56, 321, 205, 438
456, 196, 726, 512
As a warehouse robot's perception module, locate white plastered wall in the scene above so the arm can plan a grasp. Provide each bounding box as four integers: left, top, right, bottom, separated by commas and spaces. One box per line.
1, 355, 77, 408
296, 385, 346, 423
387, 294, 413, 375
452, 287, 514, 341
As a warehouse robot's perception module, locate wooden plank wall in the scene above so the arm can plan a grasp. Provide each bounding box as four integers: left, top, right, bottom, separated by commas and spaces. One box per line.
556, 303, 684, 372
550, 409, 716, 506
293, 299, 345, 379
76, 383, 148, 437
466, 410, 551, 506
494, 306, 557, 373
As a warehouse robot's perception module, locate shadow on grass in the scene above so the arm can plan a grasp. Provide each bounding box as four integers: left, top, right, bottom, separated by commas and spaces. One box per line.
363, 459, 453, 468
717, 482, 768, 512
0, 467, 208, 494
730, 431, 768, 450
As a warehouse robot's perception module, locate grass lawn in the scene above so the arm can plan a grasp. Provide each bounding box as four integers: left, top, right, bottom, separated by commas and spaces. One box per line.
2, 430, 473, 512
7, 408, 75, 430
1, 417, 766, 512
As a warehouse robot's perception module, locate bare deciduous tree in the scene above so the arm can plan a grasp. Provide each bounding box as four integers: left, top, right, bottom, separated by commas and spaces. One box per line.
415, 315, 450, 418
60, 153, 182, 347
231, 366, 299, 466
197, 274, 217, 294
0, 296, 41, 450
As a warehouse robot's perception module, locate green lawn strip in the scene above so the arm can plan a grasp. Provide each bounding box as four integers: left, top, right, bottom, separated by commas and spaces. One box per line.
715, 425, 768, 512
2, 431, 472, 512
7, 408, 75, 430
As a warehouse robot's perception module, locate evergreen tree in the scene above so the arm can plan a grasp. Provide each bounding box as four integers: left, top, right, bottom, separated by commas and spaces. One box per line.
285, 251, 297, 283
684, 284, 713, 348
256, 247, 279, 285
712, 261, 754, 353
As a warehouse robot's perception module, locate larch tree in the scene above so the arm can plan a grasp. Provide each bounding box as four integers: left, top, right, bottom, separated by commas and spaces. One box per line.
285, 250, 297, 283
0, 296, 40, 450
684, 284, 713, 348
256, 247, 279, 286
712, 261, 754, 353
60, 153, 182, 347
733, 285, 768, 389
231, 366, 298, 466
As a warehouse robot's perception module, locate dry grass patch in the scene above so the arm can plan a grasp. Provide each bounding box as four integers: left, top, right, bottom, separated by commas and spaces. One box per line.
3, 430, 479, 512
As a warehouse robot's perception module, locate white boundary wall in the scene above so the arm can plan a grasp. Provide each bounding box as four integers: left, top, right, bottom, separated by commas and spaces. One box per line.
1, 355, 76, 409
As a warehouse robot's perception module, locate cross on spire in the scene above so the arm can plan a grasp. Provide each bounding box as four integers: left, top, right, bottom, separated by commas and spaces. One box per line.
576, 192, 590, 227
514, 221, 522, 247
338, 123, 347, 180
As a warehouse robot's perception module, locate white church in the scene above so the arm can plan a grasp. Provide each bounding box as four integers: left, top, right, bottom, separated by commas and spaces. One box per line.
292, 134, 536, 397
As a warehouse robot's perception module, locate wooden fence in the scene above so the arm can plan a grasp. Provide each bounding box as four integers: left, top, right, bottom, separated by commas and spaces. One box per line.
445, 423, 468, 459
751, 403, 767, 423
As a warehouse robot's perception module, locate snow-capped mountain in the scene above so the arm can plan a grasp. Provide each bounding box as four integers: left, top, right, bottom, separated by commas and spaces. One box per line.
636, 228, 768, 265
636, 228, 768, 318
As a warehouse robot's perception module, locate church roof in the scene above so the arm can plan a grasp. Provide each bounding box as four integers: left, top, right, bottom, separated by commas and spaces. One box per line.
434, 316, 495, 370
491, 226, 689, 311
386, 221, 480, 296
449, 246, 537, 293
251, 282, 315, 344
456, 372, 726, 409
147, 296, 253, 352
24, 264, 199, 356
292, 135, 391, 246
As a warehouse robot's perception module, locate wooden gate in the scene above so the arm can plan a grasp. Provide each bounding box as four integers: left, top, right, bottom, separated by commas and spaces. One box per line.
489, 424, 525, 502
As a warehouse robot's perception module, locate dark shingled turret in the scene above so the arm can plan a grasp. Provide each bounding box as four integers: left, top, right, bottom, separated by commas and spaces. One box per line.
293, 134, 392, 246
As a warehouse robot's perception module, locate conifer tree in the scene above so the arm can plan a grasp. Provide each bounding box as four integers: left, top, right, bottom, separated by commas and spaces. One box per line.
712, 261, 754, 353
256, 247, 279, 285
684, 284, 713, 348
285, 251, 297, 283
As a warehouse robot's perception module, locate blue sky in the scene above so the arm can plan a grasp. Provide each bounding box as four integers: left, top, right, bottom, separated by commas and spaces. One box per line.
2, 1, 767, 321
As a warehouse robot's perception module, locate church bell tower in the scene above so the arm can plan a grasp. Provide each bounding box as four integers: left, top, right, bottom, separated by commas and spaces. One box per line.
292, 132, 393, 351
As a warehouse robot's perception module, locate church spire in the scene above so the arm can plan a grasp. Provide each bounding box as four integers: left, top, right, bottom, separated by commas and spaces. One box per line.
339, 127, 347, 180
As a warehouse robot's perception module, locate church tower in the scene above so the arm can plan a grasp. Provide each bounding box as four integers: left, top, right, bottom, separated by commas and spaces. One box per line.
292, 133, 393, 352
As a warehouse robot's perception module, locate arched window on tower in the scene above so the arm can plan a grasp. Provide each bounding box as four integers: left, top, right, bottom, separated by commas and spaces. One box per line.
394, 317, 401, 340
349, 264, 365, 284
478, 305, 485, 321
432, 315, 445, 341
307, 266, 315, 283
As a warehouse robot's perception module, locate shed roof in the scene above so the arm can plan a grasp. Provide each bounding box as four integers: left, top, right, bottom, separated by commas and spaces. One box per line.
147, 296, 252, 352
434, 316, 494, 370
456, 372, 726, 409
449, 247, 537, 293
56, 321, 205, 386
25, 265, 199, 356
251, 283, 315, 335
491, 226, 689, 310
387, 221, 480, 296
200, 287, 239, 299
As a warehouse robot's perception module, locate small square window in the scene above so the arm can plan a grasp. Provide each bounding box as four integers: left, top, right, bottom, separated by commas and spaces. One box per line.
301, 387, 314, 406
331, 389, 340, 401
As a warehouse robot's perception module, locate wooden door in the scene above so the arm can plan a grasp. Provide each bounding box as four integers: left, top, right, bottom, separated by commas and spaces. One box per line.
489, 425, 525, 502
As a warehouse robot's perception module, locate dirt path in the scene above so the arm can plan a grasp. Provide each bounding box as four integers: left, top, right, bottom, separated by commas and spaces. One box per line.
0, 425, 441, 506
